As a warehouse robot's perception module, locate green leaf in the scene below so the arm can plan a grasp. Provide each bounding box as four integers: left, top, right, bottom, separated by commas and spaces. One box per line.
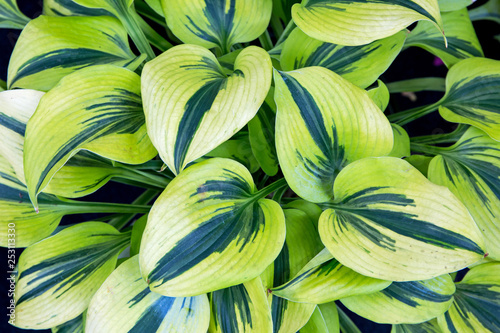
389, 124, 411, 158
291, 0, 443, 46
261, 209, 322, 333
405, 155, 433, 176
24, 65, 157, 209
437, 262, 500, 333
438, 0, 472, 11
140, 158, 286, 296
130, 214, 148, 256
367, 80, 390, 111
0, 0, 30, 29
427, 127, 500, 260
274, 67, 393, 203
341, 274, 455, 324
300, 302, 339, 333
406, 8, 483, 67
209, 277, 272, 333
392, 319, 441, 333
43, 0, 111, 16
386, 77, 445, 93
162, 0, 272, 53
283, 200, 322, 229
86, 255, 210, 332
51, 313, 85, 333
7, 15, 142, 91
141, 45, 272, 175
438, 57, 500, 141
280, 28, 406, 88
319, 157, 485, 281
13, 222, 129, 329
272, 0, 300, 25
338, 307, 361, 333
272, 248, 390, 304
469, 0, 500, 24
201, 138, 260, 173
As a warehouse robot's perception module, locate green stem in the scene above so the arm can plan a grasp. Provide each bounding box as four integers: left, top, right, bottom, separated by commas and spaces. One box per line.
259, 30, 274, 50
62, 202, 151, 215
270, 16, 284, 38
108, 189, 159, 230
338, 307, 362, 333
411, 124, 468, 145
134, 0, 168, 28
117, 4, 156, 60
272, 185, 288, 204
137, 15, 172, 51
386, 77, 446, 93
388, 101, 441, 126
253, 178, 288, 201
410, 142, 445, 156
275, 20, 295, 47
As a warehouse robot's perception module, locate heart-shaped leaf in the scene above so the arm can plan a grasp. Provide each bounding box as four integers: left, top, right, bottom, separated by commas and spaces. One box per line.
319, 157, 485, 281
274, 66, 393, 203
140, 158, 286, 296
291, 0, 443, 46
0, 0, 30, 29
280, 28, 406, 88
13, 222, 129, 329
86, 255, 210, 333
141, 44, 272, 175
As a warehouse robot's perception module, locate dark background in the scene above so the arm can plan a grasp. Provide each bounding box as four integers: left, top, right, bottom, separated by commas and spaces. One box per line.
1, 0, 499, 332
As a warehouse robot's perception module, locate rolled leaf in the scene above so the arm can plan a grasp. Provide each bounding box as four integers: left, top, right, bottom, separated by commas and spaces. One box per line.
272, 248, 391, 304
437, 262, 500, 333
86, 255, 210, 333
24, 65, 157, 209
7, 15, 142, 91
209, 277, 272, 333
274, 66, 393, 203
438, 0, 472, 11
280, 28, 406, 88
300, 302, 340, 333
406, 8, 483, 67
428, 127, 500, 260
0, 0, 29, 29
291, 0, 443, 46
319, 157, 485, 281
341, 274, 455, 324
140, 158, 286, 296
389, 124, 411, 158
13, 222, 129, 329
392, 319, 441, 333
141, 44, 272, 175
439, 57, 500, 141
162, 0, 272, 53
367, 80, 390, 111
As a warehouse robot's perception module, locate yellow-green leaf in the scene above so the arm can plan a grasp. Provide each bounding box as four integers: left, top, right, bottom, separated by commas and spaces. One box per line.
13, 222, 129, 329
7, 15, 142, 91
162, 0, 272, 53
367, 80, 391, 111
389, 124, 411, 158
283, 199, 322, 229
392, 319, 441, 333
272, 248, 391, 304
201, 138, 260, 173
406, 8, 483, 67
0, 0, 30, 29
300, 302, 340, 333
43, 0, 111, 16
291, 0, 443, 46
209, 277, 272, 333
405, 154, 433, 176
438, 0, 472, 11
437, 262, 500, 333
141, 44, 272, 175
439, 57, 500, 140
427, 127, 500, 260
280, 28, 406, 88
319, 157, 485, 281
24, 65, 157, 209
86, 255, 210, 333
140, 158, 286, 296
274, 67, 393, 203
341, 274, 455, 324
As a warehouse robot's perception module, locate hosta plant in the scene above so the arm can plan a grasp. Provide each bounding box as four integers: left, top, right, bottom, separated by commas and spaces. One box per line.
1, 0, 500, 332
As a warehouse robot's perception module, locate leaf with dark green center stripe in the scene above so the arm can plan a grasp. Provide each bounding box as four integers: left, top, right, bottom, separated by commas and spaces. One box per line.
437, 262, 500, 333
24, 65, 157, 209
51, 313, 85, 333
438, 57, 500, 141
428, 127, 500, 260
274, 67, 393, 203
0, 0, 30, 29
341, 274, 455, 324
209, 277, 272, 333
12, 222, 129, 329
319, 157, 485, 281
43, 0, 111, 16
291, 0, 443, 46
280, 28, 406, 88
406, 9, 483, 68
86, 255, 210, 333
162, 0, 272, 53
392, 319, 442, 333
141, 44, 272, 175
7, 15, 142, 91
260, 209, 322, 333
272, 248, 390, 304
140, 158, 285, 296
299, 302, 339, 333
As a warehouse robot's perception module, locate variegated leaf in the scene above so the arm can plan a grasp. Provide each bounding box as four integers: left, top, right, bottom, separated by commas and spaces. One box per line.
299, 302, 340, 333
12, 222, 129, 329
319, 157, 485, 281
140, 158, 286, 296
341, 274, 455, 324
280, 28, 406, 88
52, 313, 85, 333
7, 15, 143, 91
0, 0, 29, 29
469, 0, 500, 24
141, 44, 272, 175
86, 255, 210, 332
291, 0, 443, 46
162, 0, 272, 53
274, 66, 393, 203
406, 8, 483, 67
272, 248, 391, 304
43, 0, 111, 16
24, 65, 157, 209
392, 319, 441, 333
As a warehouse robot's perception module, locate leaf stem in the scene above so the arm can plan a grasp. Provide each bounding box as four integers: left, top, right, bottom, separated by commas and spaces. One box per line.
270, 16, 284, 38
259, 30, 274, 50
386, 77, 446, 93
388, 101, 441, 126
62, 202, 151, 215
410, 124, 468, 145
108, 189, 159, 230
275, 20, 295, 47
116, 3, 156, 60
410, 142, 445, 156
253, 178, 288, 201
